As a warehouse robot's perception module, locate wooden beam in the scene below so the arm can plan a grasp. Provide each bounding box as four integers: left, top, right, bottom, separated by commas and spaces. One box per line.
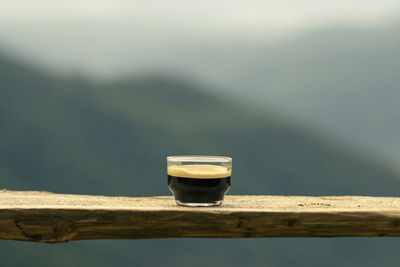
1, 190, 400, 243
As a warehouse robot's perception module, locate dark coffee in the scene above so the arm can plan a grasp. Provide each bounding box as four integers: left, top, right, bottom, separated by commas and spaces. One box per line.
167, 164, 231, 206
168, 176, 231, 204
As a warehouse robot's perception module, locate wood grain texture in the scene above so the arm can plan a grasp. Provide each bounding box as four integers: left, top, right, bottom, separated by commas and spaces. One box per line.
1, 190, 400, 243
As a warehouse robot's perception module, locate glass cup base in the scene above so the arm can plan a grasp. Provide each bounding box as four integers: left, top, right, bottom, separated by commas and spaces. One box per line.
175, 200, 223, 207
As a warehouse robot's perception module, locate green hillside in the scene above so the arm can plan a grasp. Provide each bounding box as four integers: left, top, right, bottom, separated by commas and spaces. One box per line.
1, 54, 400, 266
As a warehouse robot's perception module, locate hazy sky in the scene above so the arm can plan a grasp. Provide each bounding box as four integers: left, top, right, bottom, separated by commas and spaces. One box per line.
0, 0, 399, 77
1, 0, 400, 33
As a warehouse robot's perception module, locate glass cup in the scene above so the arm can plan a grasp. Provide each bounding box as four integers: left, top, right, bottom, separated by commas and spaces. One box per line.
167, 155, 232, 207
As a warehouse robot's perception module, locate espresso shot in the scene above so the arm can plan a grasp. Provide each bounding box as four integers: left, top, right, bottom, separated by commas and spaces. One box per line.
167, 156, 232, 207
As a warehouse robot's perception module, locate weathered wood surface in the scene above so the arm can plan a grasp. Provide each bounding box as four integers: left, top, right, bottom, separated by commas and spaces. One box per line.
2, 190, 400, 243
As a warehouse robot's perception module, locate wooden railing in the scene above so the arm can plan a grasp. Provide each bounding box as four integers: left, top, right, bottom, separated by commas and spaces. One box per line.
1, 189, 400, 243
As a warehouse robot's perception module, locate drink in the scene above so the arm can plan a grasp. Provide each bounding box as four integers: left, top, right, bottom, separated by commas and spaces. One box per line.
167, 156, 232, 207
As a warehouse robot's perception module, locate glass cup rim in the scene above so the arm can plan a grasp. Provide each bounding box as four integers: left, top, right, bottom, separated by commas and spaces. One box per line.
167, 155, 232, 163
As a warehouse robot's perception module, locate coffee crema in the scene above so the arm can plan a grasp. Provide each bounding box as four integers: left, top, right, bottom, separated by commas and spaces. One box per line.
167, 164, 231, 179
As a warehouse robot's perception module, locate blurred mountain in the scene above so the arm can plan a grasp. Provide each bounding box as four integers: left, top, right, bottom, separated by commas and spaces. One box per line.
1, 54, 400, 266
1, 21, 400, 165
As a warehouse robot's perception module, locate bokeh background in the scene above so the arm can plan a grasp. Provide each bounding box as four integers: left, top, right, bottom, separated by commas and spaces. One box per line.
1, 1, 400, 266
